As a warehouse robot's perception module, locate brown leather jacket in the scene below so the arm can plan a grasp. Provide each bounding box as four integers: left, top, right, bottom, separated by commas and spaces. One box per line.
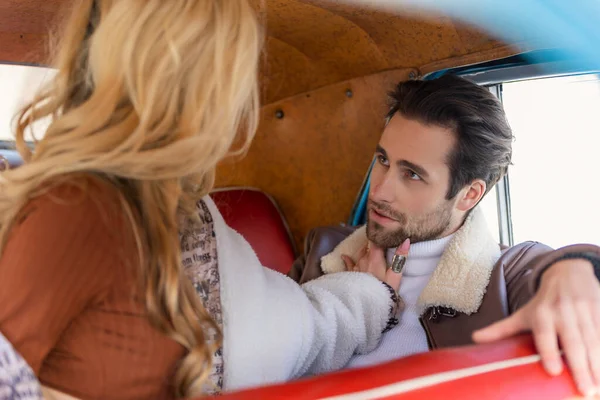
289, 225, 600, 350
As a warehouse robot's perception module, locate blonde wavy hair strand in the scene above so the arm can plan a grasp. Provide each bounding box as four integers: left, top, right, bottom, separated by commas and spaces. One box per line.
0, 0, 261, 396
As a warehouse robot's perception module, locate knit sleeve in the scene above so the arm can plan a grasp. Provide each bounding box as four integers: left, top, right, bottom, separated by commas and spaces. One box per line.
0, 177, 132, 374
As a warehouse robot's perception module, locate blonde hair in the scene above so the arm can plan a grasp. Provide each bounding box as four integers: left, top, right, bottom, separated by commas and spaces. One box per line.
0, 0, 260, 396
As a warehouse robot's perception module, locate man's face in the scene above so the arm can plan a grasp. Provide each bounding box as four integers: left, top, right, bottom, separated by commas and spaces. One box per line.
367, 113, 461, 248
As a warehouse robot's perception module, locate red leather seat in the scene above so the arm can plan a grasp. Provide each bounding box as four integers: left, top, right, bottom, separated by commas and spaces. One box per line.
208, 335, 579, 400
0, 157, 297, 273
210, 188, 296, 275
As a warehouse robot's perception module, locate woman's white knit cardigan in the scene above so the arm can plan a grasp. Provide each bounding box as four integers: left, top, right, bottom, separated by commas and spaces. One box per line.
204, 196, 393, 391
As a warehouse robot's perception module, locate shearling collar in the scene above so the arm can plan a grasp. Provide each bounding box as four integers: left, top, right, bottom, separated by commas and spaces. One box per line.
320, 208, 501, 315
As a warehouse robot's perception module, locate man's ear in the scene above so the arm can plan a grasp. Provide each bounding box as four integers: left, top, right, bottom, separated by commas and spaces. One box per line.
455, 179, 486, 212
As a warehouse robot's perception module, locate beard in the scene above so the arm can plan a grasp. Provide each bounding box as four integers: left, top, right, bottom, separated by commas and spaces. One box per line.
366, 200, 453, 248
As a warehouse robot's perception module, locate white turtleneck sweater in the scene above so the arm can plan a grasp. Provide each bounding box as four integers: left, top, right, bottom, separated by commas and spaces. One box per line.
347, 234, 454, 369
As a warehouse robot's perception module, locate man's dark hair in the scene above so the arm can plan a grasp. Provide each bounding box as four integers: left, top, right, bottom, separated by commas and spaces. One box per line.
386, 74, 513, 199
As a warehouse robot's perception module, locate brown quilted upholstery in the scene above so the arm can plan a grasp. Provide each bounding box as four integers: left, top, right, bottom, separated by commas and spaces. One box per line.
0, 0, 539, 250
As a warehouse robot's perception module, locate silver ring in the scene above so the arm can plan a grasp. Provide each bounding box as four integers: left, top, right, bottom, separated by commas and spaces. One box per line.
390, 254, 406, 274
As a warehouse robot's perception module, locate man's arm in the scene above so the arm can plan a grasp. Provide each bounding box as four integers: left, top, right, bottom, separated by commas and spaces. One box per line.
501, 242, 600, 312
499, 241, 554, 313
475, 242, 600, 396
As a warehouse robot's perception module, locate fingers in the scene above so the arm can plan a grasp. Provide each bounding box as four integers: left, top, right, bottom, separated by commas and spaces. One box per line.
356, 246, 368, 261
341, 255, 355, 271
345, 239, 411, 291
528, 259, 600, 396
359, 241, 386, 281
384, 239, 410, 291
591, 306, 600, 392
397, 238, 410, 255
558, 300, 595, 396
577, 301, 600, 393
367, 242, 384, 262
391, 239, 410, 274
530, 305, 562, 376
342, 246, 368, 271
384, 268, 402, 292
472, 310, 525, 343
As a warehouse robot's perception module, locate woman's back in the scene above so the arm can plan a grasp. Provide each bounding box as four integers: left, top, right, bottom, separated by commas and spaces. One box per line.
0, 0, 262, 395
0, 176, 185, 399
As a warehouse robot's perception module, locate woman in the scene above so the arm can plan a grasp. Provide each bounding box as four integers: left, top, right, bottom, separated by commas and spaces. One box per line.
0, 1, 402, 399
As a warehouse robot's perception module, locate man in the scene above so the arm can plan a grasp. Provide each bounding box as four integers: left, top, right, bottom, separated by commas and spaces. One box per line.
289, 75, 600, 396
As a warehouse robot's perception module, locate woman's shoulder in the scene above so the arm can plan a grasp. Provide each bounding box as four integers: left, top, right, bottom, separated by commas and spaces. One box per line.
37, 174, 122, 208
11, 174, 135, 256
21, 174, 125, 224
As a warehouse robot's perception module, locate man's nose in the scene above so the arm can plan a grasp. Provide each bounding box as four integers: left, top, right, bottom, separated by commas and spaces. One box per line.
370, 171, 395, 203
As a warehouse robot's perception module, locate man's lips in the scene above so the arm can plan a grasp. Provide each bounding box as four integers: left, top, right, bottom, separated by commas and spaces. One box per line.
369, 208, 398, 223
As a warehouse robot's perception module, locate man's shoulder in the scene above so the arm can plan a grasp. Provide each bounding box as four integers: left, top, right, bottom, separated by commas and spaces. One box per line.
288, 224, 359, 284
497, 241, 555, 271
502, 241, 600, 272
500, 241, 554, 257
308, 225, 359, 246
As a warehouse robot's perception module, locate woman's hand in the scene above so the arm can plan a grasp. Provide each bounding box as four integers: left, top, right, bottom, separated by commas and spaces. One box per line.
341, 239, 410, 291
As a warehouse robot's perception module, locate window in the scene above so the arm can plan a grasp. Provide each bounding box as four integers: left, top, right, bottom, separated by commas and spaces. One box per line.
500, 74, 600, 248
476, 74, 600, 249
479, 186, 501, 245
0, 64, 55, 144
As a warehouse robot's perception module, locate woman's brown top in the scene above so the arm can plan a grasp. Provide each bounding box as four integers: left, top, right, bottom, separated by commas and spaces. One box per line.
0, 177, 186, 399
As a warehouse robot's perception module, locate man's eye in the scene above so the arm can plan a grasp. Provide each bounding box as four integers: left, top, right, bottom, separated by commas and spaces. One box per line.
377, 155, 389, 167
406, 171, 421, 181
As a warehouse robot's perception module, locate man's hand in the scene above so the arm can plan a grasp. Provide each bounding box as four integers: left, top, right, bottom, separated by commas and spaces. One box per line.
473, 259, 600, 396
341, 239, 409, 291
